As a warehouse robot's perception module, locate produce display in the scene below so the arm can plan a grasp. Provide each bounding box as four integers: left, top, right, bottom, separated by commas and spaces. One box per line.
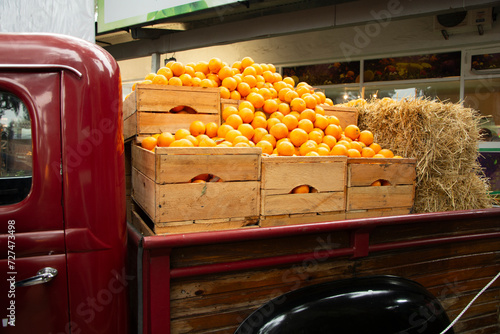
133, 56, 402, 160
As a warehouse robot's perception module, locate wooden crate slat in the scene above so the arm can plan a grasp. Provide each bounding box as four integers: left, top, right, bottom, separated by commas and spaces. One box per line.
138, 112, 219, 135
348, 158, 417, 186
347, 184, 415, 210
262, 191, 345, 216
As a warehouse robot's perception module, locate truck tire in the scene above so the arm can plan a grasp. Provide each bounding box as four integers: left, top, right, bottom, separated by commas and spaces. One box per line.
235, 275, 453, 334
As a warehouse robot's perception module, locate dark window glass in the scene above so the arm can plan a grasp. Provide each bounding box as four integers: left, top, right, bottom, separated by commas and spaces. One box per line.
282, 61, 361, 85
0, 91, 32, 205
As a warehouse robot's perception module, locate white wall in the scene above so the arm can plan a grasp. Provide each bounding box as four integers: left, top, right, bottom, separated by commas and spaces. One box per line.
0, 0, 95, 43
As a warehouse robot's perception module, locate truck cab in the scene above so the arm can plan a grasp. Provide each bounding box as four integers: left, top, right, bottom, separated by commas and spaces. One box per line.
0, 33, 128, 333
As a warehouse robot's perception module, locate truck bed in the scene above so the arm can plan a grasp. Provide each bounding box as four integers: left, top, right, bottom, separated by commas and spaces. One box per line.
128, 207, 500, 334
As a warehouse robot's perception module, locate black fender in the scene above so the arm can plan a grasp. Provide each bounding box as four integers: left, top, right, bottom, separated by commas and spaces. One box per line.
235, 275, 453, 334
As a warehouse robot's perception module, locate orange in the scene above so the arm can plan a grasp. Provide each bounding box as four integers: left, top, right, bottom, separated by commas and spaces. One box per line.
324, 124, 342, 140
238, 123, 255, 140
251, 115, 268, 129
269, 111, 284, 121
284, 90, 299, 103
141, 136, 157, 150
266, 117, 281, 132
225, 129, 243, 143
259, 87, 273, 100
243, 74, 257, 88
238, 107, 255, 123
371, 180, 382, 186
189, 120, 206, 136
337, 140, 352, 150
347, 148, 361, 157
330, 144, 348, 156
299, 109, 316, 123
303, 94, 317, 109
283, 76, 295, 87
318, 146, 330, 156
253, 127, 268, 143
179, 73, 192, 86
192, 77, 202, 87
292, 185, 310, 194
359, 130, 374, 146
225, 114, 244, 129
208, 57, 223, 73
144, 73, 156, 81
218, 66, 233, 80
184, 135, 199, 146
195, 61, 210, 74
199, 78, 214, 87
273, 72, 283, 82
349, 141, 363, 153
194, 71, 206, 80
175, 128, 191, 140
316, 91, 326, 104
282, 114, 299, 131
157, 132, 175, 147
230, 90, 242, 100
262, 70, 275, 83
219, 86, 231, 99
276, 141, 295, 156
222, 76, 238, 91
222, 105, 239, 121
205, 122, 218, 138
254, 111, 267, 118
262, 99, 279, 114
277, 102, 290, 115
373, 153, 385, 158
361, 147, 376, 157
379, 149, 394, 158
324, 98, 334, 106
196, 134, 210, 143
207, 73, 220, 87
327, 115, 341, 126
152, 74, 168, 85
315, 105, 325, 115
289, 128, 309, 147
251, 63, 263, 75
308, 130, 324, 145
369, 143, 382, 154
234, 142, 251, 148
299, 140, 318, 156
314, 114, 329, 130
238, 100, 254, 112
170, 138, 194, 147
237, 82, 251, 97
168, 77, 183, 86
290, 97, 307, 112
242, 66, 257, 77
256, 140, 273, 155
217, 124, 234, 138
298, 119, 314, 133
240, 56, 254, 69
199, 137, 217, 147
344, 124, 361, 140
232, 60, 242, 72
322, 135, 337, 149
185, 65, 195, 76
270, 123, 289, 140
171, 62, 185, 77
247, 92, 265, 109
278, 87, 292, 101
261, 134, 277, 148
233, 135, 250, 146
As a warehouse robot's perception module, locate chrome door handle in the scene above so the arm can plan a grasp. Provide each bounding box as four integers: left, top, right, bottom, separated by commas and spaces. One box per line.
15, 267, 58, 287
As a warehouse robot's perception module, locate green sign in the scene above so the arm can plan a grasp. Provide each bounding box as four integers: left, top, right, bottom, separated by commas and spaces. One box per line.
97, 0, 238, 33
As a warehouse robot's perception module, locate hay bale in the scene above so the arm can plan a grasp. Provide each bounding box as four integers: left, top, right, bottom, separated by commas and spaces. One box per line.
356, 97, 493, 213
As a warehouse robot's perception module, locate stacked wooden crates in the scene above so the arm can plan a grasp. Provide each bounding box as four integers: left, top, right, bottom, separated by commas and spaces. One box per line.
124, 84, 417, 234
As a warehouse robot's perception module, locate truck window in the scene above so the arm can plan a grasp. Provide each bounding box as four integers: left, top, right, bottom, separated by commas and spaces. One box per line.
0, 91, 32, 205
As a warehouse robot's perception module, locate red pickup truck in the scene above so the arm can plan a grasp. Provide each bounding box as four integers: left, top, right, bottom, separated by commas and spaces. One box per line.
1, 33, 499, 334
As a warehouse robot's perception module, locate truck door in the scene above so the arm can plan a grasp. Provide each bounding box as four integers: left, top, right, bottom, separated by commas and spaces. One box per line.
0, 70, 70, 333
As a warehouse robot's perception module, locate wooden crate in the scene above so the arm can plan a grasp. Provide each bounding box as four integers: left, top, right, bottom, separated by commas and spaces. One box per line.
346, 157, 416, 218
260, 156, 347, 226
323, 105, 358, 128
123, 84, 221, 140
131, 145, 261, 234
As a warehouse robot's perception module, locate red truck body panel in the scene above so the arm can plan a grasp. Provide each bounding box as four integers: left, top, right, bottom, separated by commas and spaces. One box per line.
0, 33, 127, 333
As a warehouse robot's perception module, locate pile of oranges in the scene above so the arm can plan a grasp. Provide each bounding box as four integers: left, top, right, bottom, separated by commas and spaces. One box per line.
138, 56, 400, 158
